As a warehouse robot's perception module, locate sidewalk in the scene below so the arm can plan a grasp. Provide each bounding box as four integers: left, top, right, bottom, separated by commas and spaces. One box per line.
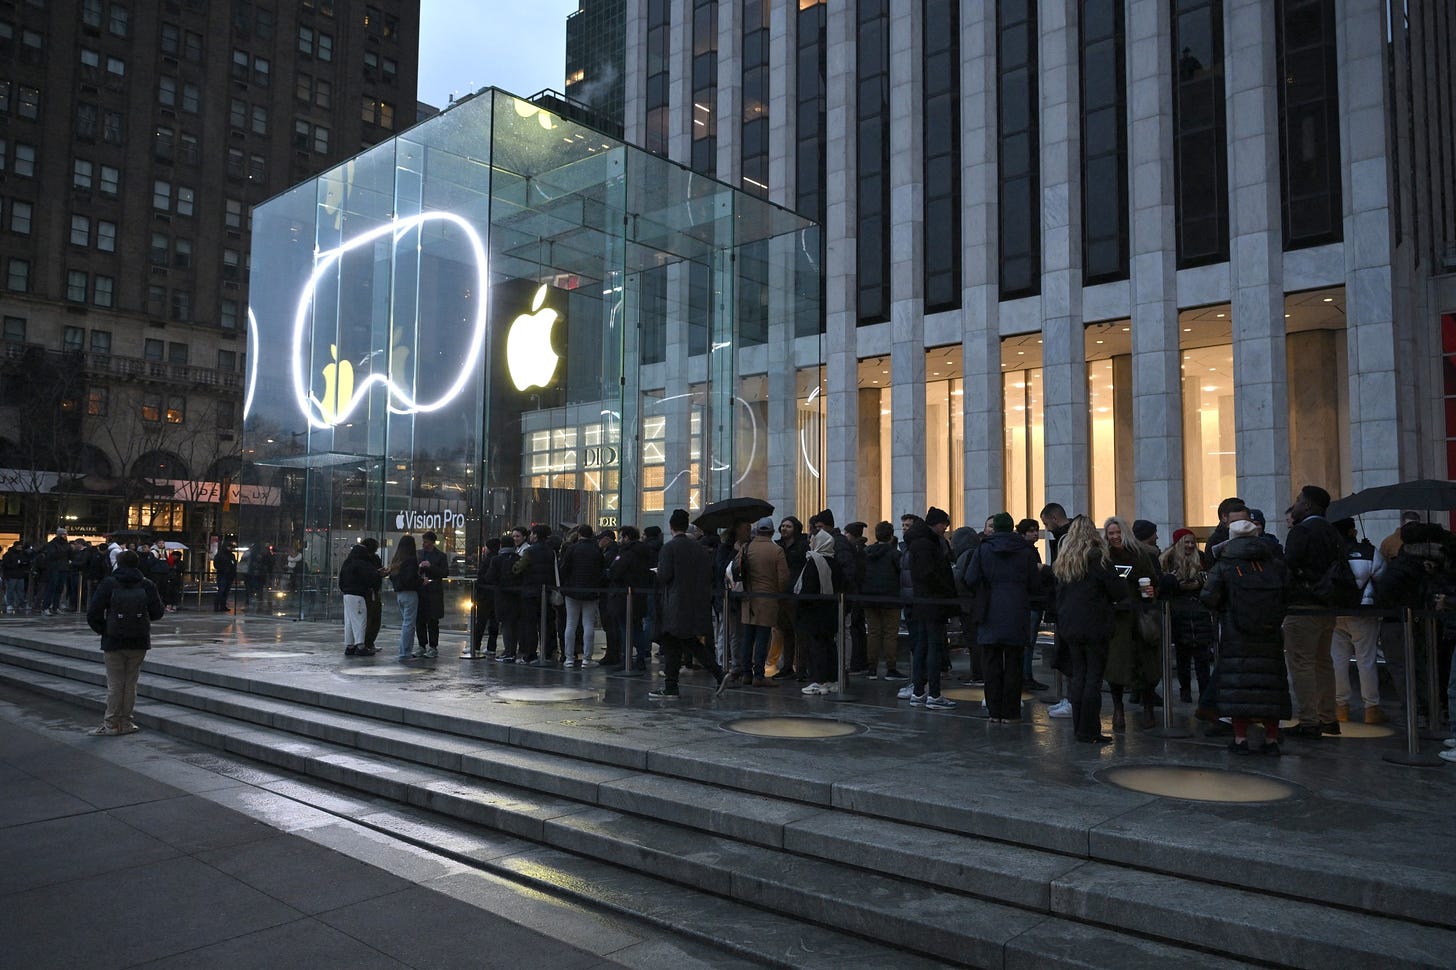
0, 694, 725, 970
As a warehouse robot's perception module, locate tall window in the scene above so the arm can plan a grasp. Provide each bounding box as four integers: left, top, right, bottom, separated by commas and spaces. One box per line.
998, 0, 1039, 298
644, 0, 670, 156
1172, 0, 1228, 267
1080, 0, 1129, 283
923, 0, 960, 312
690, 0, 716, 175
1276, 0, 1341, 249
856, 0, 890, 323
740, 0, 769, 196
795, 0, 826, 338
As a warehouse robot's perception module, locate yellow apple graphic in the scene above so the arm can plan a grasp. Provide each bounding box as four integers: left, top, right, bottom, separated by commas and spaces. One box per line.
319, 343, 354, 424
506, 284, 560, 391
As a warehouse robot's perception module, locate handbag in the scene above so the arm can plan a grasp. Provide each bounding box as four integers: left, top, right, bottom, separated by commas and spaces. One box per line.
1136, 606, 1162, 647
550, 555, 565, 607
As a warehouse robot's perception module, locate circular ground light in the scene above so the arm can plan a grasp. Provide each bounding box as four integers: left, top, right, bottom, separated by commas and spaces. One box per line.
1330, 722, 1398, 739
723, 716, 864, 739
225, 650, 311, 659
1098, 765, 1298, 803
941, 687, 1035, 703
336, 667, 430, 676
495, 686, 600, 703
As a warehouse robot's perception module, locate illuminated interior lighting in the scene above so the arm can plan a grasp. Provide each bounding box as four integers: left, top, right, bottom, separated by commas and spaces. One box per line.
288, 211, 489, 429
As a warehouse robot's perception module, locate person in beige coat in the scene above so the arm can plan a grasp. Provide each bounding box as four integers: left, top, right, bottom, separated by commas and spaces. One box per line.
732, 516, 790, 686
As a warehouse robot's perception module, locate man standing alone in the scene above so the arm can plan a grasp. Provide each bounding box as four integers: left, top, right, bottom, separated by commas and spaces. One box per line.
650, 509, 727, 698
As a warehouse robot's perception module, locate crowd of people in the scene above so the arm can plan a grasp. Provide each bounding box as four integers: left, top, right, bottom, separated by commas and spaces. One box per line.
342, 484, 1454, 758
2, 529, 183, 616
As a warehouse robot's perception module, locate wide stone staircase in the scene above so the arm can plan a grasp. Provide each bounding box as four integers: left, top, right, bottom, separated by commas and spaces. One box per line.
1, 632, 1453, 970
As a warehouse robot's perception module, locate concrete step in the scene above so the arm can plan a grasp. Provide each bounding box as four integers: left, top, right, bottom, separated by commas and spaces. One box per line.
0, 658, 1277, 969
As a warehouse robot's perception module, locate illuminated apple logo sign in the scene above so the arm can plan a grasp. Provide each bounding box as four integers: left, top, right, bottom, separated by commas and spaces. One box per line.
394, 512, 407, 530
506, 284, 561, 392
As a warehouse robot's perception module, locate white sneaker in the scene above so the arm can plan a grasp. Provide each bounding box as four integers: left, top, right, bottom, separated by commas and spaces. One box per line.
910, 692, 927, 706
897, 684, 916, 700
924, 694, 956, 710
1048, 699, 1073, 719
1443, 738, 1456, 749
1440, 749, 1456, 763
820, 682, 839, 693
801, 682, 823, 695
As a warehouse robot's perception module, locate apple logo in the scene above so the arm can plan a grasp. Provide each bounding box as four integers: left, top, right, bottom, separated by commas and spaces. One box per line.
506, 284, 560, 392
319, 344, 354, 425
394, 513, 406, 530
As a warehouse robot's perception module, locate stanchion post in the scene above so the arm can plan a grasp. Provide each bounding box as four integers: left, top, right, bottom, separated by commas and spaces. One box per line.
624, 586, 634, 669
837, 592, 847, 693
1150, 599, 1192, 738
1383, 607, 1445, 767
1423, 612, 1444, 741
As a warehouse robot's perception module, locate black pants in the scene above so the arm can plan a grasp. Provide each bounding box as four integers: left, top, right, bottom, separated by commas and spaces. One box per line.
365, 595, 382, 649
660, 633, 722, 690
470, 604, 498, 653
600, 598, 623, 664
983, 643, 1025, 719
518, 594, 543, 660
849, 605, 867, 671
215, 575, 233, 610
416, 617, 440, 648
1067, 636, 1109, 739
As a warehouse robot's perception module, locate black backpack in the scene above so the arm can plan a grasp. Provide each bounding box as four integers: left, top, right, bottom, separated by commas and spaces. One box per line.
1225, 560, 1287, 638
1312, 557, 1361, 609
106, 584, 151, 639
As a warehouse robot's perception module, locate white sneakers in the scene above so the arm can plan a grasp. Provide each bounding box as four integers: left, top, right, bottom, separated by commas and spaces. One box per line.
897, 684, 915, 700
1440, 739, 1456, 762
801, 682, 840, 695
1048, 699, 1073, 718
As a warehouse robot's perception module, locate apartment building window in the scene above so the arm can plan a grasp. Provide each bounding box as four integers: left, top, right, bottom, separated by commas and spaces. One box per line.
83, 0, 102, 26
181, 83, 199, 113
1172, 0, 1228, 267
222, 249, 241, 280
176, 186, 194, 216
10, 200, 31, 234
170, 290, 190, 323
87, 387, 107, 417
81, 48, 101, 71
105, 57, 125, 84
97, 220, 116, 251
381, 56, 397, 84
146, 285, 165, 317
248, 153, 266, 179
174, 238, 191, 269
160, 22, 178, 55
158, 76, 177, 107
144, 338, 164, 362
142, 393, 162, 422
1277, 0, 1341, 249
856, 0, 891, 323
183, 31, 202, 62
3, 316, 25, 342
253, 56, 270, 86
220, 299, 239, 330
150, 232, 168, 265
690, 0, 716, 176
12, 144, 32, 177
227, 148, 244, 179
179, 133, 199, 164
231, 49, 248, 82
741, 0, 769, 195
74, 158, 97, 190
63, 326, 84, 352
229, 99, 246, 130
153, 179, 171, 210
17, 86, 38, 120
255, 9, 274, 39
99, 164, 119, 196
107, 4, 128, 35
155, 126, 174, 160
102, 110, 123, 144
216, 401, 235, 432
0, 138, 6, 173
93, 275, 113, 308
217, 350, 236, 372
644, 0, 669, 156
311, 127, 328, 153
225, 199, 243, 230
67, 271, 88, 302
317, 33, 333, 61
923, 0, 961, 312
76, 102, 97, 138
90, 329, 111, 354
998, 0, 1039, 298
1081, 0, 1129, 284
70, 214, 90, 246
250, 105, 268, 135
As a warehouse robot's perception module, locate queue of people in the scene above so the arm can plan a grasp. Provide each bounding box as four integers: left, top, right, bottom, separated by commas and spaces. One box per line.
2, 530, 184, 616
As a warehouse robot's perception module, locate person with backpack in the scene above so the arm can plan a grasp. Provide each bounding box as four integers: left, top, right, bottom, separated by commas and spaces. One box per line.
85, 550, 165, 736
1281, 484, 1350, 739
1200, 518, 1292, 754
1329, 517, 1385, 724
861, 521, 906, 680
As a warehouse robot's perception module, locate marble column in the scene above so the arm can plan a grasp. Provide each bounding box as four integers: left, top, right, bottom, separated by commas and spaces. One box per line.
765, 7, 797, 513
889, 0, 926, 520
823, 0, 859, 519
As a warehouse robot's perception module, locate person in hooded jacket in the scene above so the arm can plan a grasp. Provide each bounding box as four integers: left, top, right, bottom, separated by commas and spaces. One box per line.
965, 513, 1042, 722
492, 529, 526, 661
734, 516, 790, 686
338, 538, 384, 656
796, 529, 845, 695
1200, 519, 1292, 754
903, 507, 957, 707
861, 521, 905, 679
468, 537, 501, 659
950, 525, 985, 685
1157, 528, 1216, 703
560, 525, 606, 666
1052, 516, 1132, 742
85, 550, 165, 736
772, 516, 810, 679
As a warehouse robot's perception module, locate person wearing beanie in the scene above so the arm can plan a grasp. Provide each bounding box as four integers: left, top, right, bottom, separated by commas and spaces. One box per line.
1132, 520, 1160, 554
649, 510, 728, 698
338, 537, 386, 656
1157, 527, 1215, 703
1200, 517, 1291, 754
926, 507, 952, 529
468, 536, 502, 659
1282, 484, 1346, 739
964, 512, 1041, 721
900, 507, 957, 708
559, 521, 607, 667
731, 515, 789, 685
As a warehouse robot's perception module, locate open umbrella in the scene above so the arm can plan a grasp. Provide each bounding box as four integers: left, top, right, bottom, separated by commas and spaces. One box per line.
162, 541, 188, 551
106, 528, 154, 543
694, 496, 774, 533
1326, 480, 1456, 520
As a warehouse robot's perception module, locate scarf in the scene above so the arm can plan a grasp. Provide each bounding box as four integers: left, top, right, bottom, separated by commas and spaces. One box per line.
794, 530, 835, 596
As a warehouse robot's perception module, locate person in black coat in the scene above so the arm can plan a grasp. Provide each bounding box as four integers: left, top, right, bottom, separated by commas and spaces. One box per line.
415, 531, 450, 658
560, 525, 606, 666
338, 539, 384, 656
212, 541, 237, 612
1281, 484, 1345, 737
774, 516, 809, 679
1201, 519, 1292, 754
492, 529, 526, 661
85, 550, 165, 735
795, 529, 845, 693
608, 526, 654, 672
965, 513, 1042, 721
1051, 516, 1131, 742
905, 508, 957, 703
595, 530, 623, 666
1157, 528, 1216, 703
514, 525, 557, 665
469, 537, 501, 658
387, 535, 422, 661
648, 509, 727, 697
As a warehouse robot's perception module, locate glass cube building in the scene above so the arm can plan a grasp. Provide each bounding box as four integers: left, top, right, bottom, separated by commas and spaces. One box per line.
242, 89, 819, 621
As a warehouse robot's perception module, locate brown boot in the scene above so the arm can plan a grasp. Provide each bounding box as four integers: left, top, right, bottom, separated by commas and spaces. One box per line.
1140, 702, 1157, 729
1336, 704, 1349, 722
1364, 706, 1387, 724
1112, 706, 1126, 732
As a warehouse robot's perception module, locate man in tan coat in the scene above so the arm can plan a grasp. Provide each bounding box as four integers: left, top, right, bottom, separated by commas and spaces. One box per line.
733, 516, 790, 686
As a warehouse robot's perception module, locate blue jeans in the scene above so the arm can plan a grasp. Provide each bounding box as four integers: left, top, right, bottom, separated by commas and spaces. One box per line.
4, 577, 24, 612
1026, 610, 1041, 678
739, 623, 773, 677
43, 570, 65, 611
912, 615, 945, 698
396, 591, 419, 658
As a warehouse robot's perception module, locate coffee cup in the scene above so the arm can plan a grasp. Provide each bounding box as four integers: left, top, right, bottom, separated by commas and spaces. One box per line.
1137, 577, 1153, 599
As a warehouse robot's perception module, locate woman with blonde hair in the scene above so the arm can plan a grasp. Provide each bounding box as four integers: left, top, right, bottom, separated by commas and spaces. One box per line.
1157, 529, 1215, 703
1104, 515, 1161, 729
1053, 517, 1130, 742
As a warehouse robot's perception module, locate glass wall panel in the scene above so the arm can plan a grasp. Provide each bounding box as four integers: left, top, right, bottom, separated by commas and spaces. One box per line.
1285, 286, 1348, 498
1002, 335, 1044, 521
925, 347, 964, 526
922, 0, 960, 311
998, 0, 1040, 298
1276, 0, 1342, 249
856, 0, 891, 323
1085, 320, 1133, 523
1180, 303, 1235, 526
858, 356, 891, 524
796, 365, 826, 518
1080, 0, 1129, 283
1172, 0, 1229, 268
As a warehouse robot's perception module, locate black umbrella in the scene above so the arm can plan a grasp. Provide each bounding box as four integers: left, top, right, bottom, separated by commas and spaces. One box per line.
693, 497, 774, 533
1326, 479, 1456, 520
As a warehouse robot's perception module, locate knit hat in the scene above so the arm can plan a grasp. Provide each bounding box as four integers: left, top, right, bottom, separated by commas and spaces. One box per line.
925, 507, 951, 528
754, 516, 775, 534
1229, 519, 1258, 538
669, 509, 689, 532
1171, 528, 1194, 545
814, 508, 836, 529
991, 512, 1015, 532
360, 537, 379, 552
1132, 519, 1157, 542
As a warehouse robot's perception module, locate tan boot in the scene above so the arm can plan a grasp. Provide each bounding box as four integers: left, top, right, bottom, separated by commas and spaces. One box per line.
1336, 704, 1349, 722
1364, 706, 1387, 725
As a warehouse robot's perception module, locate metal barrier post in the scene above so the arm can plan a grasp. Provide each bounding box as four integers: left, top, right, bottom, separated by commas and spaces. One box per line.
538, 592, 549, 659
1423, 613, 1444, 741
1150, 599, 1191, 738
837, 592, 847, 694
1383, 608, 1445, 767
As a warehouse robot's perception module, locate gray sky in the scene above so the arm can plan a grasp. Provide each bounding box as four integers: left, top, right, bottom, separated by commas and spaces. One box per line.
418, 0, 581, 109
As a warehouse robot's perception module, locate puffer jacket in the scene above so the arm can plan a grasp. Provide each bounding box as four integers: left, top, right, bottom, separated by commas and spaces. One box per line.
963, 531, 1040, 646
